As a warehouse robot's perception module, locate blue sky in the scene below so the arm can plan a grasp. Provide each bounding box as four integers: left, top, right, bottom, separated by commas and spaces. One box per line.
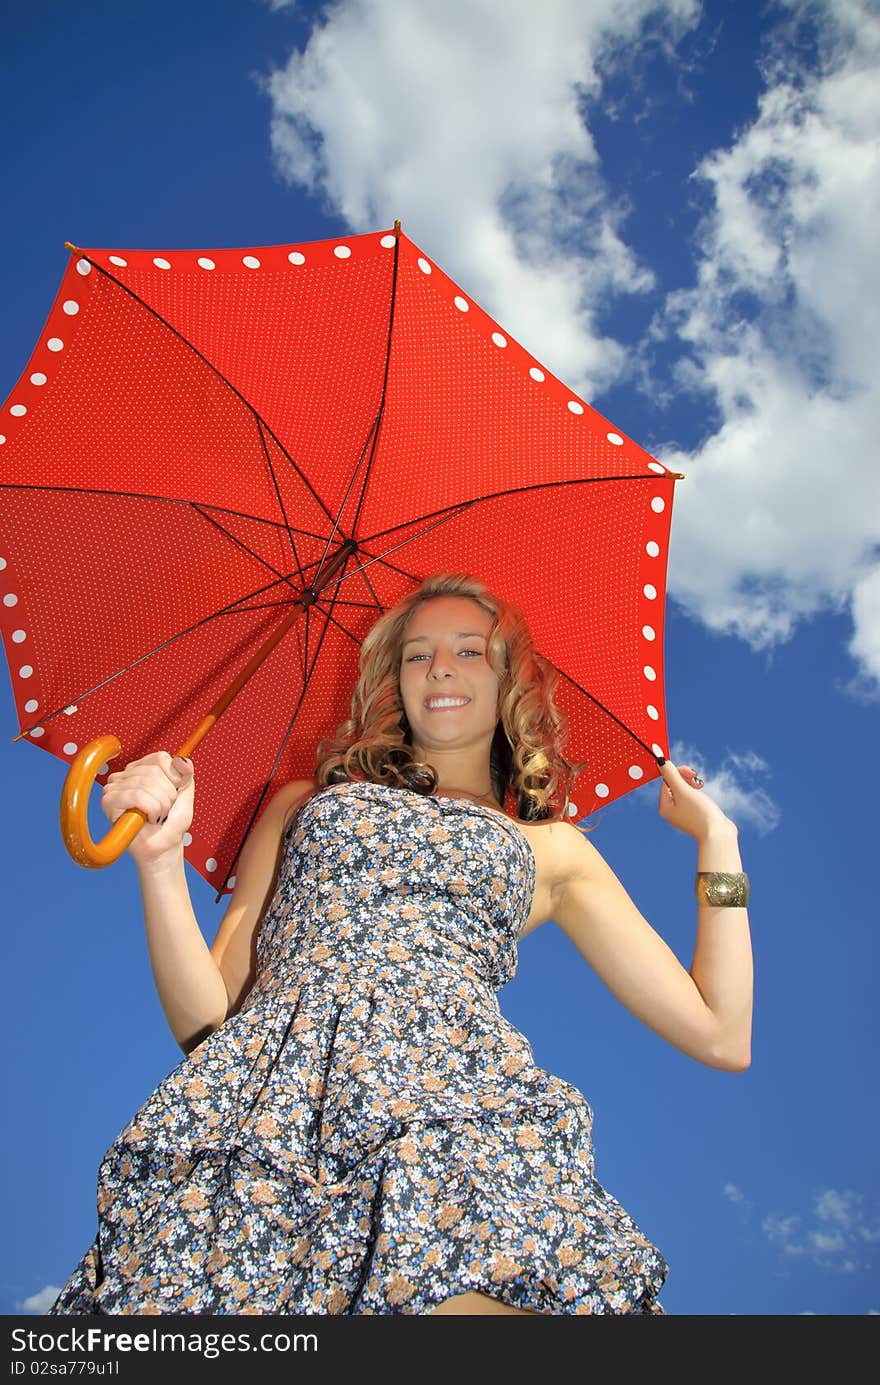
1, 0, 878, 1317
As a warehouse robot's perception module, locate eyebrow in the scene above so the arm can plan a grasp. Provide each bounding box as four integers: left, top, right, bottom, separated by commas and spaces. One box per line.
402, 632, 488, 646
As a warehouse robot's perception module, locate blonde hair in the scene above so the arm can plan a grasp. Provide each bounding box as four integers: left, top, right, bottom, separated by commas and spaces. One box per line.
314, 572, 585, 822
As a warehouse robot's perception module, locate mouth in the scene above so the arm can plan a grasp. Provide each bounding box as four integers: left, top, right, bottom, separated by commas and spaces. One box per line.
424, 696, 471, 710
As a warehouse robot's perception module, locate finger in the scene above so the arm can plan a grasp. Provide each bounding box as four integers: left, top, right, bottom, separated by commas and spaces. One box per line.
659, 760, 704, 791
102, 787, 169, 823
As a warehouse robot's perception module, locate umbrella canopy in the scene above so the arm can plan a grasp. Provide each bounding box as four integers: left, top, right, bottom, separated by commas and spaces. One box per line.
0, 223, 680, 897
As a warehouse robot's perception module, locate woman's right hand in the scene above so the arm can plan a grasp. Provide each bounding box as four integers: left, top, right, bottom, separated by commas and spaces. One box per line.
101, 751, 195, 870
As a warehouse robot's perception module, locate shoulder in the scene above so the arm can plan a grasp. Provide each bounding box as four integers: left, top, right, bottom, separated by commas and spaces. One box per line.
275, 777, 319, 833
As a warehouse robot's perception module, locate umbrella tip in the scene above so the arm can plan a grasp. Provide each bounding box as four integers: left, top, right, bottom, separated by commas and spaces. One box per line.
64, 241, 80, 254
393, 219, 402, 235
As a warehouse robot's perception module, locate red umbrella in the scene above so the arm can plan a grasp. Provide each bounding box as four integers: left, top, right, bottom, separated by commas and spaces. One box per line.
0, 222, 681, 898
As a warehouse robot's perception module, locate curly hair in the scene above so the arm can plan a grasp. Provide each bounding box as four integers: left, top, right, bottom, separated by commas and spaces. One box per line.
313, 573, 585, 822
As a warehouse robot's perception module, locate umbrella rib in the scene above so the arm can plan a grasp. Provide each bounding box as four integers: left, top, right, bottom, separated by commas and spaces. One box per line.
311, 603, 373, 650
15, 573, 318, 738
310, 418, 377, 594
360, 472, 669, 546
350, 230, 402, 537
215, 574, 352, 898
0, 480, 334, 545
68, 252, 340, 529
190, 502, 316, 592
255, 417, 308, 580
350, 551, 387, 615
349, 541, 424, 588
551, 663, 662, 759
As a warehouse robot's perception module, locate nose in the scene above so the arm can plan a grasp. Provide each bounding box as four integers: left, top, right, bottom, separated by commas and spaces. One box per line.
427, 648, 455, 679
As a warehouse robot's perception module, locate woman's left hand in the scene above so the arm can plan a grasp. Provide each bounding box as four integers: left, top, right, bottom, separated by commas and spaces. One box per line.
657, 760, 736, 841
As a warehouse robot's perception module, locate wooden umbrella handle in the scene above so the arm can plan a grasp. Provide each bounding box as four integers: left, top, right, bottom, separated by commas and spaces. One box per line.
59, 734, 146, 867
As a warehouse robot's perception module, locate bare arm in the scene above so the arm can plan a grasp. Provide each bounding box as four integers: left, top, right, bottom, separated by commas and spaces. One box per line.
550, 761, 753, 1071
104, 752, 314, 1054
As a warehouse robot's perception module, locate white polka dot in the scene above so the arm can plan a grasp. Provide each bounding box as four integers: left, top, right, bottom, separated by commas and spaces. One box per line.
650, 462, 667, 474
11, 629, 26, 643
183, 832, 193, 847
152, 257, 171, 270
454, 296, 469, 311
647, 705, 659, 720
47, 338, 64, 352
642, 625, 656, 641
643, 665, 657, 681
242, 255, 260, 269
62, 300, 80, 316
63, 742, 78, 755
492, 332, 507, 348
334, 245, 351, 259
529, 367, 545, 382
288, 251, 306, 265
379, 235, 396, 248
227, 875, 237, 889
567, 802, 579, 817
652, 743, 665, 758
18, 665, 33, 678
0, 557, 6, 567
10, 404, 26, 417
63, 704, 77, 715
197, 257, 215, 270
567, 400, 584, 415
29, 726, 44, 738
595, 783, 610, 799
628, 765, 644, 780
4, 593, 18, 606
643, 584, 657, 600
651, 496, 665, 513
206, 857, 218, 872
607, 432, 623, 446
417, 257, 432, 274
0, 435, 5, 445
30, 372, 47, 386
646, 541, 660, 557
109, 255, 127, 267
76, 259, 91, 276
24, 699, 38, 713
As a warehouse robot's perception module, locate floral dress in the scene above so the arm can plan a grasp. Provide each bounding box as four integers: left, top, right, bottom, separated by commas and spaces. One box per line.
50, 780, 668, 1315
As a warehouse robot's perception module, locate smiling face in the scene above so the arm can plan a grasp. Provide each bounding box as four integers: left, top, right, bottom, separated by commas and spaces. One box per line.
398, 595, 501, 765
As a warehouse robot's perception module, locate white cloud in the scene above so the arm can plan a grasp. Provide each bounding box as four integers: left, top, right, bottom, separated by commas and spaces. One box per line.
760, 1187, 880, 1270
658, 0, 880, 687
264, 0, 699, 398
262, 0, 880, 689
17, 1285, 61, 1314
722, 1181, 756, 1215
670, 741, 781, 835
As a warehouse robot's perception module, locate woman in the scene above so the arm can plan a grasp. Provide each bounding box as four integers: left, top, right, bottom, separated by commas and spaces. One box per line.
49, 572, 752, 1316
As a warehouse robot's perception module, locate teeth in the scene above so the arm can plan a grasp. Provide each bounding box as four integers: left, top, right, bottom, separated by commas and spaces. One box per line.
426, 697, 469, 708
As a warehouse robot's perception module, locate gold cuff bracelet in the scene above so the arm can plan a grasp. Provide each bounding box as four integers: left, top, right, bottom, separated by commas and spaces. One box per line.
694, 871, 750, 908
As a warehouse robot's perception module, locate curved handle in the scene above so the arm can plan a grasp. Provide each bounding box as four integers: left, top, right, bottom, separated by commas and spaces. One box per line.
59, 734, 147, 868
